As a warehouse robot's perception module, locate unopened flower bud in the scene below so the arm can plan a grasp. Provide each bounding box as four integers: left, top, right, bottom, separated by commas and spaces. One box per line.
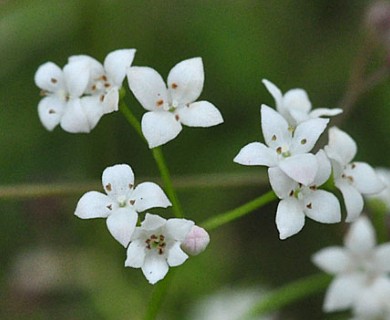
366, 1, 390, 47
181, 225, 210, 256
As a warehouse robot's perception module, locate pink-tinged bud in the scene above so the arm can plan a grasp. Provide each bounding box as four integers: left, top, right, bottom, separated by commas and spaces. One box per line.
366, 1, 390, 46
181, 226, 210, 256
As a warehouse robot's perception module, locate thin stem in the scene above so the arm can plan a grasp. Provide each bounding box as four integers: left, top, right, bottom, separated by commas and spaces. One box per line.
243, 273, 332, 319
119, 100, 183, 218
201, 190, 277, 230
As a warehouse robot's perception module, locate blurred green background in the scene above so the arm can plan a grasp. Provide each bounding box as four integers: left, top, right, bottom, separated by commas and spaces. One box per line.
1, 0, 389, 319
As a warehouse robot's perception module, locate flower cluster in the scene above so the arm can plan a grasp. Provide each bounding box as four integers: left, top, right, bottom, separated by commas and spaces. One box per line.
234, 80, 384, 239
75, 164, 210, 284
35, 52, 223, 148
313, 216, 390, 319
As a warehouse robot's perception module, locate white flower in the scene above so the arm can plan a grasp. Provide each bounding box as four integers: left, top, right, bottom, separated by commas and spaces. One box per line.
270, 150, 341, 239
262, 79, 342, 127
325, 127, 384, 222
367, 168, 390, 213
312, 216, 390, 317
181, 225, 210, 255
35, 59, 100, 133
234, 104, 329, 186
74, 164, 171, 247
69, 49, 136, 113
125, 213, 194, 284
127, 57, 224, 148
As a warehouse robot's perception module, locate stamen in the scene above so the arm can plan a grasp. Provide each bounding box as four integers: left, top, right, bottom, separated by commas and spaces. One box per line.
276, 147, 282, 154
272, 135, 277, 141
129, 200, 135, 205
106, 204, 112, 210
175, 114, 180, 121
300, 139, 307, 145
306, 203, 312, 209
105, 183, 112, 192
156, 99, 164, 107
48, 109, 56, 114
51, 78, 58, 84
171, 83, 178, 89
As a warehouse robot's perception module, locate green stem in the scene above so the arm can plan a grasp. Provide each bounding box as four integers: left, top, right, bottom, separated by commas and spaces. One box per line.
143, 271, 174, 320
243, 273, 331, 319
119, 100, 183, 218
201, 190, 276, 230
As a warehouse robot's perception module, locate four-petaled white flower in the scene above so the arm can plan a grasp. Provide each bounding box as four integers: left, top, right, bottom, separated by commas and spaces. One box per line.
125, 213, 194, 284
262, 79, 342, 127
312, 216, 390, 318
234, 104, 329, 186
75, 164, 171, 247
270, 150, 341, 239
325, 127, 384, 222
127, 57, 224, 148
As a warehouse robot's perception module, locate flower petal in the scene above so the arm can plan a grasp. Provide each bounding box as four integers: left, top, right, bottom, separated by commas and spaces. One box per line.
344, 216, 376, 254
106, 208, 138, 247
165, 218, 194, 241
141, 213, 167, 231
262, 79, 283, 108
125, 239, 146, 268
310, 108, 343, 119
104, 49, 136, 87
279, 153, 318, 186
34, 62, 64, 92
261, 104, 290, 148
141, 111, 182, 148
268, 167, 297, 198
127, 66, 168, 111
312, 246, 351, 274
336, 181, 363, 222
167, 242, 189, 267
304, 190, 341, 223
78, 96, 105, 131
323, 273, 365, 312
102, 88, 119, 113
102, 164, 134, 200
325, 127, 357, 165
63, 59, 90, 98
290, 118, 329, 154
374, 243, 390, 273
275, 198, 305, 239
74, 191, 112, 219
142, 252, 169, 284
233, 142, 277, 167
345, 162, 385, 195
37, 96, 65, 131
312, 150, 331, 186
167, 57, 204, 105
283, 88, 312, 122
176, 101, 223, 127
132, 182, 171, 212
60, 99, 93, 133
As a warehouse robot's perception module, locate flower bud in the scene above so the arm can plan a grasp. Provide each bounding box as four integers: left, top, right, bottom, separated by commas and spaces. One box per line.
181, 225, 210, 256
366, 1, 390, 47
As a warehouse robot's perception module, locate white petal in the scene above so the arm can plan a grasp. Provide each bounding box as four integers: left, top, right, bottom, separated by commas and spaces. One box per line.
261, 104, 291, 148
336, 181, 363, 222
78, 96, 105, 131
346, 162, 385, 195
132, 182, 171, 212
283, 88, 312, 122
344, 216, 376, 254
312, 150, 331, 186
106, 208, 138, 247
304, 190, 341, 223
141, 213, 167, 231
167, 242, 188, 267
167, 57, 204, 105
142, 252, 169, 284
74, 191, 112, 219
312, 247, 351, 274
68, 54, 103, 81
102, 164, 134, 199
176, 101, 223, 127
268, 167, 297, 198
63, 60, 90, 98
125, 239, 146, 268
127, 66, 168, 111
262, 79, 283, 108
102, 88, 119, 113
34, 62, 64, 92
374, 244, 390, 273
275, 198, 305, 239
60, 99, 93, 133
233, 142, 277, 167
323, 274, 365, 312
141, 111, 182, 148
37, 96, 65, 131
279, 153, 318, 186
325, 127, 357, 165
290, 118, 329, 154
310, 108, 343, 118
104, 49, 136, 87
165, 218, 194, 242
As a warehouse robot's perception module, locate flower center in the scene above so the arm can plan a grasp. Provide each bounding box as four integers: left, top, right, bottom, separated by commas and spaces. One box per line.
145, 234, 166, 255
276, 145, 291, 157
